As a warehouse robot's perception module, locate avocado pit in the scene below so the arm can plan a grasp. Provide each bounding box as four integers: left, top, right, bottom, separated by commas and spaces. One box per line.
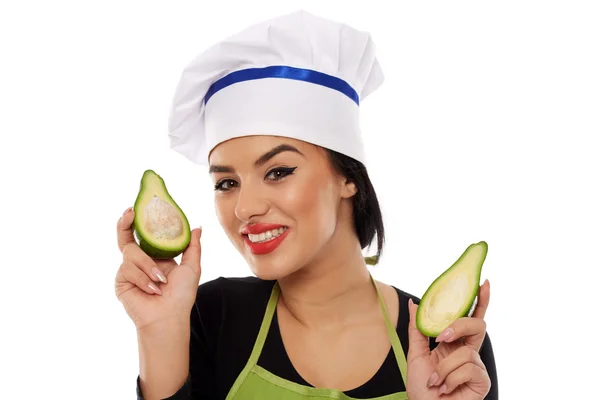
144, 195, 184, 240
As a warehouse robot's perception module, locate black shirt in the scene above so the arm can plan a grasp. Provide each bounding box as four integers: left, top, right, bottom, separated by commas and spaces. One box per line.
136, 276, 499, 399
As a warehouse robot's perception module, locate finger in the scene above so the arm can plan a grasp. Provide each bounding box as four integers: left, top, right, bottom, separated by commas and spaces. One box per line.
119, 260, 163, 295
435, 316, 487, 351
438, 363, 489, 396
117, 207, 136, 253
428, 346, 486, 388
180, 227, 202, 276
407, 298, 431, 362
123, 242, 168, 285
436, 350, 489, 395
472, 279, 491, 320
155, 259, 178, 277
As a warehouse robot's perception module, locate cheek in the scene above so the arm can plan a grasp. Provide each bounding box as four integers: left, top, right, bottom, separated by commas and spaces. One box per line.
214, 196, 236, 232
281, 176, 339, 234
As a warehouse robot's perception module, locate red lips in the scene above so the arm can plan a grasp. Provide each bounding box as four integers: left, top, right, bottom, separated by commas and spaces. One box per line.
241, 223, 286, 235
240, 223, 290, 255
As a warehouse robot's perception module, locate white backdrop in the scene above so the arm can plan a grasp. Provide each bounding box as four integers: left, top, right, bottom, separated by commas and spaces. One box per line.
1, 0, 598, 398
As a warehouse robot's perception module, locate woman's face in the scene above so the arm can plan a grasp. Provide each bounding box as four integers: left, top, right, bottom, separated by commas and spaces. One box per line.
208, 135, 356, 280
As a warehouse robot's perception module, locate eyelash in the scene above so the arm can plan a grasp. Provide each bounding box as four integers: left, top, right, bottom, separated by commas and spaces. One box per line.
214, 167, 297, 191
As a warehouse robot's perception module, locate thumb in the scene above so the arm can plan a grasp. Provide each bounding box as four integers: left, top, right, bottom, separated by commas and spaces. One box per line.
407, 298, 431, 361
181, 227, 202, 276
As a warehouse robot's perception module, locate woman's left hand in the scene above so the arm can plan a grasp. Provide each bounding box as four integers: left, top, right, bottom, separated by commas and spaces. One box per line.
406, 280, 491, 399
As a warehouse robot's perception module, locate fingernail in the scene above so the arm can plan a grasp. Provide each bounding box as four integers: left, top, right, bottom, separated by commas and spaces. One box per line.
148, 282, 162, 295
152, 267, 167, 284
427, 372, 439, 387
436, 327, 453, 342
123, 207, 133, 216
438, 384, 447, 395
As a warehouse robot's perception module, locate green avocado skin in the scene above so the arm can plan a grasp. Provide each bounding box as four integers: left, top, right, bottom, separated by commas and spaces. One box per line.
416, 241, 487, 338
132, 169, 191, 260
134, 228, 187, 259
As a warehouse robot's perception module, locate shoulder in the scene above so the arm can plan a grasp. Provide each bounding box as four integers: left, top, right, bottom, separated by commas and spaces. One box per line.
196, 275, 275, 295
191, 275, 276, 321
391, 285, 422, 304
375, 280, 422, 312
193, 275, 276, 309
188, 275, 276, 348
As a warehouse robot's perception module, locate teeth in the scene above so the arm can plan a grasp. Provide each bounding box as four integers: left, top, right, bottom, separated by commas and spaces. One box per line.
247, 227, 287, 243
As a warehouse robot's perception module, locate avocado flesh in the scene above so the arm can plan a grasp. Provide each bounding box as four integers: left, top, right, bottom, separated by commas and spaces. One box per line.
133, 170, 191, 259
416, 241, 488, 337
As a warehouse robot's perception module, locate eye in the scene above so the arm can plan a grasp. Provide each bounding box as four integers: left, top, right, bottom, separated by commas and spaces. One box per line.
265, 167, 297, 181
214, 179, 238, 191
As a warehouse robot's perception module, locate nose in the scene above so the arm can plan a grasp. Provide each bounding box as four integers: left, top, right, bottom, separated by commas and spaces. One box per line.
234, 182, 270, 222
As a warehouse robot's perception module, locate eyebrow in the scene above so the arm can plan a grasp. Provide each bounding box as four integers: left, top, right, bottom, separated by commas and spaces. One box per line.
209, 144, 304, 174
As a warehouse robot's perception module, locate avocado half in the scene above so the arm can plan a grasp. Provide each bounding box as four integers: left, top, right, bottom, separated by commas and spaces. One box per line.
133, 170, 191, 259
416, 241, 488, 337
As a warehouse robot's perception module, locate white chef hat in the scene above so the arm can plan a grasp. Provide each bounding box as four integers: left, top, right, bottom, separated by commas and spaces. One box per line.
167, 9, 384, 166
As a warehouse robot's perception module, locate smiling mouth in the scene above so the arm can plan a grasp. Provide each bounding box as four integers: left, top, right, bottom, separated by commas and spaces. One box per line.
245, 227, 288, 243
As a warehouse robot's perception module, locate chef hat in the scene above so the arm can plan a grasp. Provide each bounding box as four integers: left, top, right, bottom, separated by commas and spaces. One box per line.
167, 9, 384, 166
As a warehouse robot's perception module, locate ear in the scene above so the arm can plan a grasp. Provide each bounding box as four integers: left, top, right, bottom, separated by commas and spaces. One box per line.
341, 179, 357, 199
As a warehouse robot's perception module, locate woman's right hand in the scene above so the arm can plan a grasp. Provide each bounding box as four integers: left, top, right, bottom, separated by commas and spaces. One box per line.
114, 207, 203, 332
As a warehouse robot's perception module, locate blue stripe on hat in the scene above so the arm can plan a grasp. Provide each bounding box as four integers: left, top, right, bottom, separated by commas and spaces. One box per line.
204, 65, 359, 106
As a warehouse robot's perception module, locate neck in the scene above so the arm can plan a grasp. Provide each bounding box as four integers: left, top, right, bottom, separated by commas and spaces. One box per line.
277, 241, 379, 331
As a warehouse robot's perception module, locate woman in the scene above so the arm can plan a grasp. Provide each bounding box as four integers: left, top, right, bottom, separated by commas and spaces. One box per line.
115, 10, 498, 400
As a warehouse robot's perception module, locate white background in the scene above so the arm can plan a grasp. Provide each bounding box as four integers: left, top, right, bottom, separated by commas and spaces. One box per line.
1, 0, 598, 398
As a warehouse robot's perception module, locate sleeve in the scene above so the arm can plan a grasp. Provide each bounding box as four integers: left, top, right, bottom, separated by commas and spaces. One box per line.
135, 280, 224, 400
480, 332, 499, 400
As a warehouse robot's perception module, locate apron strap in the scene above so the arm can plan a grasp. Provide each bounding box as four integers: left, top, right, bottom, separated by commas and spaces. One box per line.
247, 281, 281, 366
369, 273, 409, 386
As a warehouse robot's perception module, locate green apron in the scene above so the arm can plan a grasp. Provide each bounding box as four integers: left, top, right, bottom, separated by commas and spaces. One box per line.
225, 274, 409, 399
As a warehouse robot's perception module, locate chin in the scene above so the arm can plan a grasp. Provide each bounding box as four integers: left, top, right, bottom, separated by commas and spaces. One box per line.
247, 256, 297, 281
251, 268, 288, 281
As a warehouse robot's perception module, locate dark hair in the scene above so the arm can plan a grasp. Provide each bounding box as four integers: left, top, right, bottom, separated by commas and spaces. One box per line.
325, 149, 385, 260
